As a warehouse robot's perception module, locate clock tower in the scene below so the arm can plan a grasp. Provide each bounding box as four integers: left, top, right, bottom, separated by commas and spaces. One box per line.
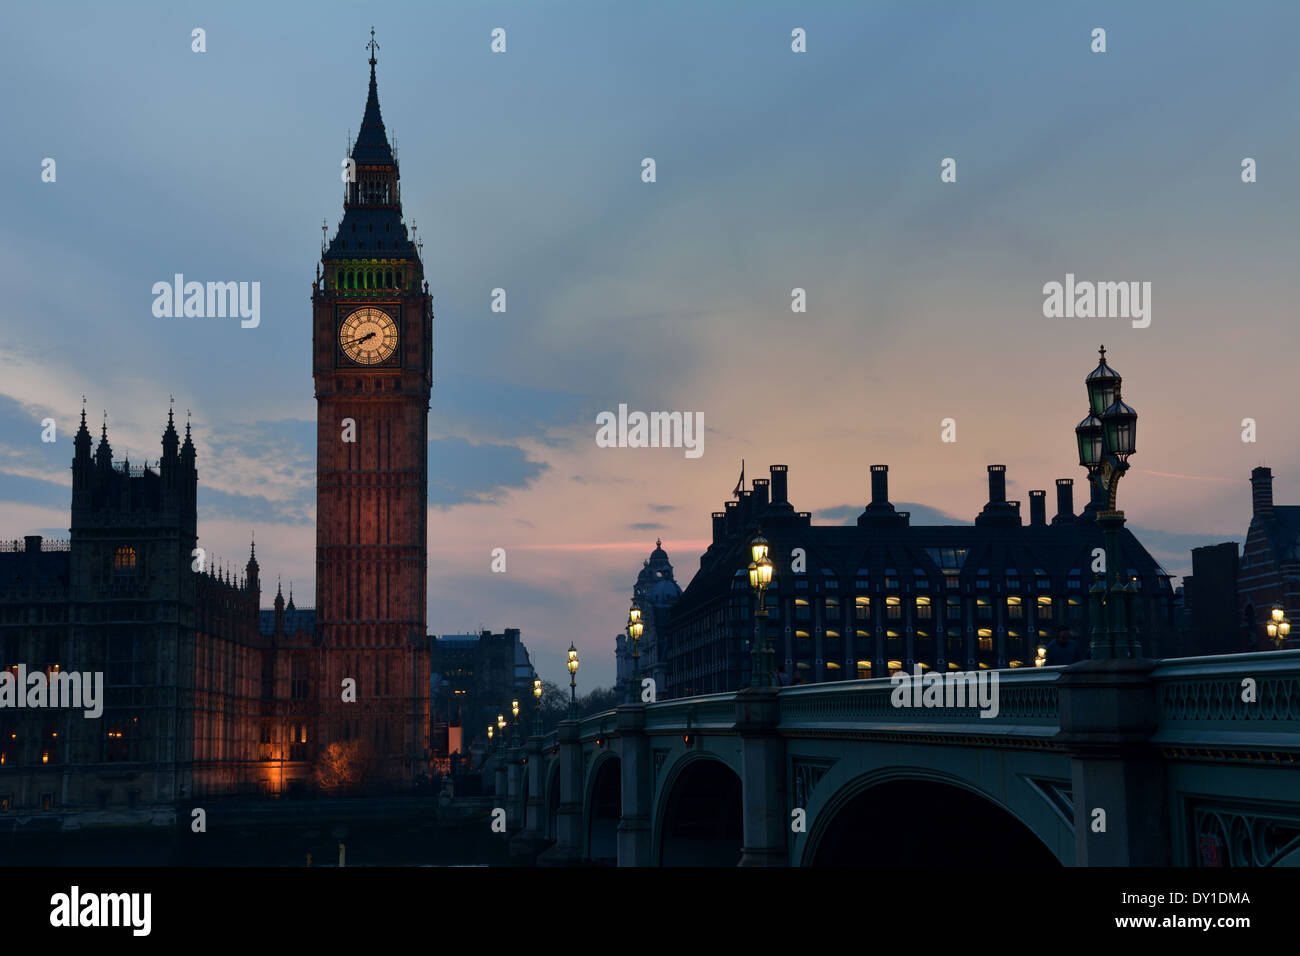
312, 38, 431, 787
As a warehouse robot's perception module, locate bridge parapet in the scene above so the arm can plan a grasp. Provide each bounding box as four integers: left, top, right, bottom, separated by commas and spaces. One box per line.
643, 692, 737, 733
1152, 650, 1300, 759
776, 670, 1060, 733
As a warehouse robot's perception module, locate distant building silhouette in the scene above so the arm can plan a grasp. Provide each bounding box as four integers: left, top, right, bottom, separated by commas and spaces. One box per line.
1175, 542, 1241, 657
615, 540, 682, 700
1238, 467, 1300, 650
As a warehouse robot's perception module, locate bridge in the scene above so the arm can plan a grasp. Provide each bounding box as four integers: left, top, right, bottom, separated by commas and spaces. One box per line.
486, 651, 1300, 866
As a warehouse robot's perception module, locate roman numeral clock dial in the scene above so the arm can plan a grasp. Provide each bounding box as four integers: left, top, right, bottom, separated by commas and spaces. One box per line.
339, 307, 397, 365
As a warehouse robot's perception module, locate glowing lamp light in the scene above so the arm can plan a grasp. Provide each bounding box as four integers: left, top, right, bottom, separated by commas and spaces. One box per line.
533, 677, 542, 701
567, 644, 580, 675
750, 531, 769, 565
512, 699, 519, 719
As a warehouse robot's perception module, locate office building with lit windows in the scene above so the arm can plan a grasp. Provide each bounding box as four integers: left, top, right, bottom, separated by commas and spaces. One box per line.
662, 462, 1175, 699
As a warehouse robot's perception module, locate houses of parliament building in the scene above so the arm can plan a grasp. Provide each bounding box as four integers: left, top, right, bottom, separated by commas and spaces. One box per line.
0, 45, 433, 823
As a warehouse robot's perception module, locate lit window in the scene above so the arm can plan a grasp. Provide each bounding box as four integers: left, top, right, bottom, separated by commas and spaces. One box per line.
916, 596, 932, 620
886, 596, 901, 620
1007, 596, 1023, 620
113, 546, 136, 572
855, 596, 871, 621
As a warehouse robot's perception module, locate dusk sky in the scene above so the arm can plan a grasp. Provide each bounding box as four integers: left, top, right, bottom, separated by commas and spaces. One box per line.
2, 1, 1298, 688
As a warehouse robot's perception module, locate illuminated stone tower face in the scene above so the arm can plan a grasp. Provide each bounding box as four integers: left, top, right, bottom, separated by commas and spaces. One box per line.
313, 43, 432, 785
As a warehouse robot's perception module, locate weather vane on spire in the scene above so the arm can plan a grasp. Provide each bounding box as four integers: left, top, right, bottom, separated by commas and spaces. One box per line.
367, 27, 379, 66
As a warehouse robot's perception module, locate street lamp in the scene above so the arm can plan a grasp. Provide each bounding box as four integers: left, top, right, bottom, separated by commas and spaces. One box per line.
747, 529, 775, 687
1267, 604, 1291, 650
627, 602, 644, 703
532, 677, 543, 735
511, 699, 520, 746
566, 643, 580, 719
497, 713, 506, 756
1075, 345, 1140, 659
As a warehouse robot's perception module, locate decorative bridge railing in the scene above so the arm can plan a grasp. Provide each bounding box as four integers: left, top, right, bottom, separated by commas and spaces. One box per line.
546, 650, 1300, 750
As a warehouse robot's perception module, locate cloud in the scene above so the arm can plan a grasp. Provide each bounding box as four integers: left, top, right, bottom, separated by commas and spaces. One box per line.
628, 522, 665, 531
428, 437, 548, 507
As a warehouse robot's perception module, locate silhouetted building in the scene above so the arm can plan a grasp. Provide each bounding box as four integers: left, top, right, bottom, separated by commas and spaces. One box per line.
1238, 467, 1300, 650
1176, 542, 1241, 657
615, 540, 681, 700
663, 462, 1176, 698
429, 630, 535, 757
0, 410, 283, 820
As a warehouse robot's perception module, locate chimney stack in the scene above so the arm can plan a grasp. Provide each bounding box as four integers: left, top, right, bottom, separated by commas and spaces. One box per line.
987, 465, 1006, 505
870, 464, 890, 506
769, 465, 788, 505
1028, 490, 1046, 527
724, 499, 739, 538
711, 511, 726, 544
1053, 479, 1074, 524
1251, 466, 1274, 520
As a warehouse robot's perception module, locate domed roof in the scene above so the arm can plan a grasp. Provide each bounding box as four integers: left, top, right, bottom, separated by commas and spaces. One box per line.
649, 576, 682, 606
649, 537, 669, 564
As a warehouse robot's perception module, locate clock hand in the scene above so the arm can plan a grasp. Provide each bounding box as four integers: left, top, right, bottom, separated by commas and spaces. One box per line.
341, 331, 378, 346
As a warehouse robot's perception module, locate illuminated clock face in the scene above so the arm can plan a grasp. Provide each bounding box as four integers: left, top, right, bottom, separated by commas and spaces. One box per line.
339, 308, 397, 365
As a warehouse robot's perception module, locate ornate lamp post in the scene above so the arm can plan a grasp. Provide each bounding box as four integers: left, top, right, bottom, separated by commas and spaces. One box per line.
532, 677, 543, 735
511, 699, 520, 746
486, 723, 494, 762
747, 530, 775, 687
1267, 604, 1291, 649
1075, 345, 1140, 659
627, 602, 644, 703
497, 713, 506, 756
566, 643, 580, 719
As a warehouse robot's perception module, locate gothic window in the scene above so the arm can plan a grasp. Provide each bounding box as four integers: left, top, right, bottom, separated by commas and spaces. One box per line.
113, 545, 136, 573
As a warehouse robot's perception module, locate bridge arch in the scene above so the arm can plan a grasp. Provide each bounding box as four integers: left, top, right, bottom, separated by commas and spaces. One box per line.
654, 752, 743, 866
584, 751, 621, 864
800, 766, 1065, 866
